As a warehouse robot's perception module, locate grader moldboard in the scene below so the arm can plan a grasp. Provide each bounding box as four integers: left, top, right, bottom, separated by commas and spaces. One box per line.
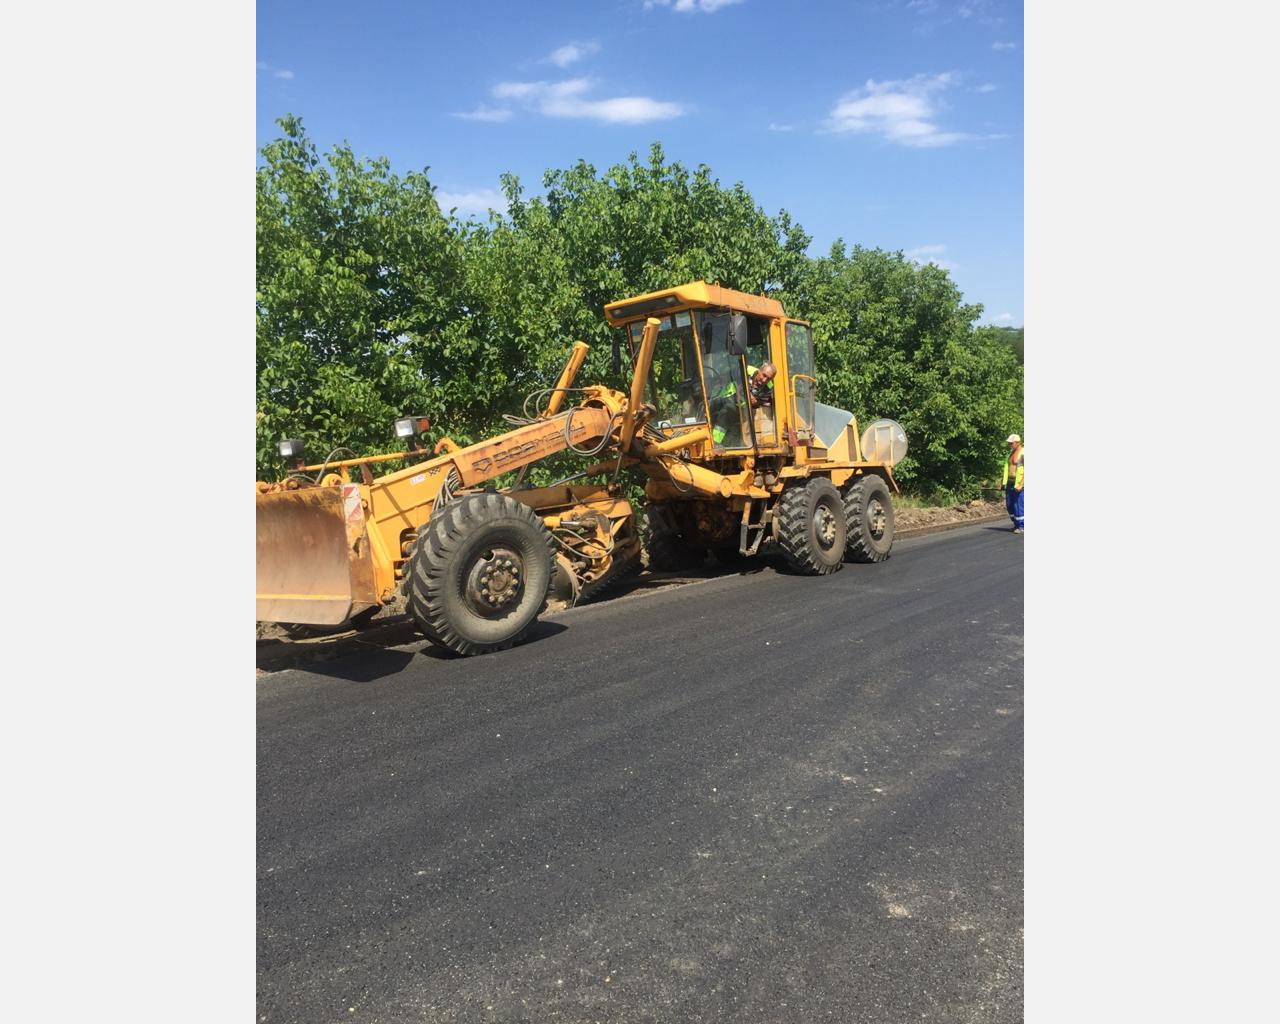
256, 281, 909, 656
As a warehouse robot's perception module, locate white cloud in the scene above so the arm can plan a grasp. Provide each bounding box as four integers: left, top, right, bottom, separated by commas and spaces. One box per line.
768, 122, 794, 132
975, 82, 997, 93
491, 78, 684, 123
493, 80, 554, 100
992, 40, 1018, 50
546, 41, 600, 67
454, 105, 513, 122
904, 244, 957, 272
993, 312, 1014, 322
908, 1, 1003, 28
257, 61, 294, 80
435, 188, 506, 217
824, 73, 972, 147
645, 0, 745, 13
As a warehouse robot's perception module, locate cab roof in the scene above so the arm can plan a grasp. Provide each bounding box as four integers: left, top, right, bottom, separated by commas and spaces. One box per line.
603, 281, 786, 324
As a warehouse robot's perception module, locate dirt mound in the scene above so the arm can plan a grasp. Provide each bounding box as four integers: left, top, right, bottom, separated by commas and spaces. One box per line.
895, 498, 1005, 532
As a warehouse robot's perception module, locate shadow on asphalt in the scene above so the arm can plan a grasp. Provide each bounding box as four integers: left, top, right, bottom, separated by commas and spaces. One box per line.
257, 559, 777, 676
410, 619, 569, 662
306, 647, 420, 682
261, 618, 573, 678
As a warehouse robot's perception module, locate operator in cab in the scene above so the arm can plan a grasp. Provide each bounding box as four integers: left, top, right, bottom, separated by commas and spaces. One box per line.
747, 362, 776, 411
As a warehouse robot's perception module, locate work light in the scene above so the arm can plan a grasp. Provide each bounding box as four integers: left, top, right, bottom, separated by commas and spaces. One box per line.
395, 415, 430, 439
278, 438, 306, 472
395, 416, 431, 453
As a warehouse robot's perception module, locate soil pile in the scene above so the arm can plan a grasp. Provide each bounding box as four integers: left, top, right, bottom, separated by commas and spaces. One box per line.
895, 498, 1006, 532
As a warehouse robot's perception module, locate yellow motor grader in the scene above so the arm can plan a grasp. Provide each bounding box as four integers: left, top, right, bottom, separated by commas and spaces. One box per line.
256, 281, 908, 655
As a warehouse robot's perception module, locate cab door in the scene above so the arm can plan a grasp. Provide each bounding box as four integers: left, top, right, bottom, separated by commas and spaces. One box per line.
785, 321, 816, 443
697, 310, 777, 451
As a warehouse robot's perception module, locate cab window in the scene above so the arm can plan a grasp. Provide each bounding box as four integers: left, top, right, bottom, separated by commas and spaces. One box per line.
785, 321, 816, 439
628, 312, 706, 432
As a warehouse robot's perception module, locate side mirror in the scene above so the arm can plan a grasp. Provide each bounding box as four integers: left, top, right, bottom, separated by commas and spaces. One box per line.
728, 313, 748, 356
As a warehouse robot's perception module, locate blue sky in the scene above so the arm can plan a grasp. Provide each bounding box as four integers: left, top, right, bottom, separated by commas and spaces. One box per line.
257, 0, 1023, 325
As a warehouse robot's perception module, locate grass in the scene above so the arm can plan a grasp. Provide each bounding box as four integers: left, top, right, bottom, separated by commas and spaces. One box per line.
896, 486, 1005, 509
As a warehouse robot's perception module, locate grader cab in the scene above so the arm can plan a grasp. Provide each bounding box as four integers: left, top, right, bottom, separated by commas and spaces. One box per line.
256, 281, 908, 656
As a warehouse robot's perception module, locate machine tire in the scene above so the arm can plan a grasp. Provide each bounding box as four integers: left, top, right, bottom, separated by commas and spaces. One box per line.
643, 506, 705, 572
777, 476, 846, 575
409, 493, 554, 656
843, 474, 895, 563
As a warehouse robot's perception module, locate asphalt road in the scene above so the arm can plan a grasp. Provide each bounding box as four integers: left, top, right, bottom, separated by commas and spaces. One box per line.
258, 524, 1024, 1023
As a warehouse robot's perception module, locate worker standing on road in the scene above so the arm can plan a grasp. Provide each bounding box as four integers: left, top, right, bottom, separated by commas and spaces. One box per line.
1003, 433, 1024, 533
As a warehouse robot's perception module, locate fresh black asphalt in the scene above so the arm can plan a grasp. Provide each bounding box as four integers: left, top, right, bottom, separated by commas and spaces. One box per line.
258, 524, 1024, 1023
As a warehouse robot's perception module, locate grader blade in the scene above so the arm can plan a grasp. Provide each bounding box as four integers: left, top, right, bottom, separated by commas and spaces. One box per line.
256, 487, 376, 626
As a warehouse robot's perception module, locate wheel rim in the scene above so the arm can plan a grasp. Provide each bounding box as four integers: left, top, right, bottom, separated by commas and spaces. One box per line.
813, 501, 839, 552
463, 546, 524, 618
867, 497, 887, 540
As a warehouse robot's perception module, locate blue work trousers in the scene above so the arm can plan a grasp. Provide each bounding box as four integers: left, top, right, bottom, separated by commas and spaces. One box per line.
1005, 486, 1024, 529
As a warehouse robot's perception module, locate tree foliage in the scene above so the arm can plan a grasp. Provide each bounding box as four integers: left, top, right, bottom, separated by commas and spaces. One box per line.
257, 117, 1023, 499
803, 244, 1023, 496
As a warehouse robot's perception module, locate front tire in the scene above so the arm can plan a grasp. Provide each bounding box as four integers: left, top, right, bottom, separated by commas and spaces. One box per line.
843, 474, 894, 563
409, 493, 554, 656
777, 476, 846, 575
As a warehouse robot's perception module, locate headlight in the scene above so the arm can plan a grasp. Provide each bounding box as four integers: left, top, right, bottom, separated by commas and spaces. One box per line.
278, 438, 305, 459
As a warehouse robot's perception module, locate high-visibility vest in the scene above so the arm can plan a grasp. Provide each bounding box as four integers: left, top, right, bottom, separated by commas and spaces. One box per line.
713, 365, 773, 399
712, 366, 772, 443
710, 373, 735, 443
1003, 448, 1024, 488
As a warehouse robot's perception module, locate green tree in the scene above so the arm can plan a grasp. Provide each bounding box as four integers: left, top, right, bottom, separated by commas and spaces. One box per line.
256, 115, 466, 474
977, 324, 1023, 364
256, 119, 1023, 500
433, 145, 816, 484
797, 244, 1023, 499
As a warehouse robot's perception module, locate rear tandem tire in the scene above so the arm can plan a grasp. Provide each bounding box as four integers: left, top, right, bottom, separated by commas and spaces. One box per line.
409, 493, 554, 656
842, 474, 895, 563
643, 504, 706, 572
777, 476, 846, 575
